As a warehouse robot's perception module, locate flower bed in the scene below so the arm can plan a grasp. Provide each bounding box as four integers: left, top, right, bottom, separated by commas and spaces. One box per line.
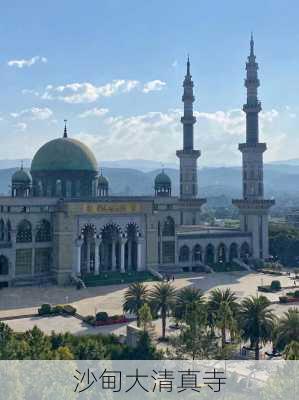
83, 313, 131, 327
279, 296, 299, 303
258, 280, 281, 293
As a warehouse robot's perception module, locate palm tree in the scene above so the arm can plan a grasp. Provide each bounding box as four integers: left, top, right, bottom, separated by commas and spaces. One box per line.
239, 295, 275, 360
275, 308, 299, 352
283, 340, 299, 360
175, 287, 205, 324
208, 288, 239, 348
122, 282, 149, 326
149, 282, 177, 340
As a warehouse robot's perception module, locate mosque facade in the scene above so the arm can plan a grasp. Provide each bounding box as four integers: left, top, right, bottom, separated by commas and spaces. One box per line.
0, 37, 274, 287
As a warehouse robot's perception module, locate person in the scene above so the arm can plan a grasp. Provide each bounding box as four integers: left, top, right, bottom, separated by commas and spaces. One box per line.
172, 275, 175, 281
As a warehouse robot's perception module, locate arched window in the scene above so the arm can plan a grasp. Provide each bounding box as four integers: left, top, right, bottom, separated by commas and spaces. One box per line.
16, 220, 32, 243
75, 181, 80, 197
0, 255, 9, 275
179, 245, 190, 262
56, 179, 62, 197
36, 220, 51, 242
192, 244, 202, 262
162, 216, 175, 236
66, 180, 72, 198
0, 219, 4, 241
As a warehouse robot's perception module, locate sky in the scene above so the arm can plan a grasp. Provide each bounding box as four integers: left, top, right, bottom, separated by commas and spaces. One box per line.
1, 0, 299, 167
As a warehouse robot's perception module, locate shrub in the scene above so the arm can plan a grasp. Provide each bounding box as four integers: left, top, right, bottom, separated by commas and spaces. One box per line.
96, 312, 109, 322
270, 280, 281, 291
51, 305, 64, 315
279, 296, 288, 303
84, 315, 96, 325
38, 304, 52, 315
63, 305, 77, 315
294, 290, 299, 298
110, 315, 122, 321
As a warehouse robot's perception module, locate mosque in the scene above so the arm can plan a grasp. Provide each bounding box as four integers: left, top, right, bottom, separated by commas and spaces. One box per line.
0, 36, 274, 287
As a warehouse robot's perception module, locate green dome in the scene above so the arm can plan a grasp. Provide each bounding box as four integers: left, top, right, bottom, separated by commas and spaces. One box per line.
155, 171, 171, 185
31, 137, 98, 172
12, 168, 31, 183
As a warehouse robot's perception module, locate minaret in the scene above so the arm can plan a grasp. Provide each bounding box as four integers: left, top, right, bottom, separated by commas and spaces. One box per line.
176, 57, 200, 199
233, 35, 275, 260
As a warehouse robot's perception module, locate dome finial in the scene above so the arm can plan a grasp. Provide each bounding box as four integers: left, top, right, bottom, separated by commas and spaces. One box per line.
63, 119, 68, 138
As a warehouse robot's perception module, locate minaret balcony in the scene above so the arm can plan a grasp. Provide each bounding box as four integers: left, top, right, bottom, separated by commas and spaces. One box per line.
243, 102, 262, 113
238, 143, 267, 153
181, 116, 196, 124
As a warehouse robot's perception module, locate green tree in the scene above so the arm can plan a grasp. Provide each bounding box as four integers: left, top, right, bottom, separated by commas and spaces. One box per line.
283, 340, 299, 360
149, 282, 176, 340
208, 288, 239, 348
174, 287, 205, 323
23, 326, 53, 359
138, 303, 153, 333
275, 308, 299, 352
123, 282, 149, 326
239, 295, 275, 360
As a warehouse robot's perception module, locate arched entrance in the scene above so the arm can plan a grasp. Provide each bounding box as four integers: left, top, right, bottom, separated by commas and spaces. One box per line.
101, 223, 122, 271
192, 244, 202, 263
0, 255, 9, 275
205, 244, 215, 266
81, 224, 96, 274
240, 242, 250, 263
125, 223, 139, 271
217, 243, 227, 263
179, 245, 190, 263
229, 243, 239, 262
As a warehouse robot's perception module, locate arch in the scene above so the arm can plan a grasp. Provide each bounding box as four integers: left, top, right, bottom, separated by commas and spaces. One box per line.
192, 244, 202, 263
16, 220, 32, 243
125, 222, 140, 239
229, 243, 239, 262
205, 244, 215, 266
35, 220, 51, 242
100, 223, 123, 272
162, 216, 175, 236
0, 219, 4, 241
179, 245, 190, 263
217, 243, 227, 263
240, 242, 250, 262
0, 255, 9, 275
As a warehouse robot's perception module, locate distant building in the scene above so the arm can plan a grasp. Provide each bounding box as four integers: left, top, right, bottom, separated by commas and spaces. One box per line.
286, 209, 299, 228
0, 36, 274, 287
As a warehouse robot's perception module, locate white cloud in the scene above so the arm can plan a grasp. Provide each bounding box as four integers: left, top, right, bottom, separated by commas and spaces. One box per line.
21, 89, 40, 96
79, 108, 109, 118
172, 60, 178, 68
142, 80, 166, 93
14, 122, 27, 132
10, 107, 53, 120
8, 56, 47, 68
42, 80, 140, 104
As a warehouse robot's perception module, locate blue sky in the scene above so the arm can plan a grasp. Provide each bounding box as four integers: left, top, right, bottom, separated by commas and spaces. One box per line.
1, 0, 299, 166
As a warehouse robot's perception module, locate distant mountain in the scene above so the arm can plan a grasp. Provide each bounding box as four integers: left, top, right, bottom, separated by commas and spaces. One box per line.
269, 158, 299, 166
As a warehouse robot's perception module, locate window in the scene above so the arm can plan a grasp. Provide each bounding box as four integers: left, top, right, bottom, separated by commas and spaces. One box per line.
34, 248, 52, 273
162, 217, 175, 236
36, 220, 51, 242
15, 249, 32, 275
162, 241, 175, 264
0, 219, 4, 241
0, 255, 9, 275
16, 220, 32, 243
179, 245, 190, 262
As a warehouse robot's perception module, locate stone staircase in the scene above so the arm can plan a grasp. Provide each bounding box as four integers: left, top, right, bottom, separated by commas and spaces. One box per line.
13, 273, 54, 287
233, 258, 252, 271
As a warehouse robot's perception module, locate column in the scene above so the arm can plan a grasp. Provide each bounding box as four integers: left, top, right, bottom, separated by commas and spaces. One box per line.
137, 238, 143, 271
94, 236, 101, 275
31, 229, 36, 276
120, 238, 126, 273
86, 242, 91, 273
111, 240, 116, 271
128, 240, 132, 270
75, 237, 83, 275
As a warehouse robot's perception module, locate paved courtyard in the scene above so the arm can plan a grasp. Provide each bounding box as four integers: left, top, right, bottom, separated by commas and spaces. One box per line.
1, 271, 298, 335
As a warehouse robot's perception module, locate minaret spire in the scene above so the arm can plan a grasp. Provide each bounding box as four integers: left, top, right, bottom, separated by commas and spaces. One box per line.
176, 55, 203, 201
232, 35, 274, 260
63, 119, 68, 138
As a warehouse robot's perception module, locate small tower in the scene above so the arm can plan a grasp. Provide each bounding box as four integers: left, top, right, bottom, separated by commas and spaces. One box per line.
11, 163, 32, 197
176, 56, 201, 199
233, 35, 275, 260
97, 169, 109, 197
155, 169, 172, 197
